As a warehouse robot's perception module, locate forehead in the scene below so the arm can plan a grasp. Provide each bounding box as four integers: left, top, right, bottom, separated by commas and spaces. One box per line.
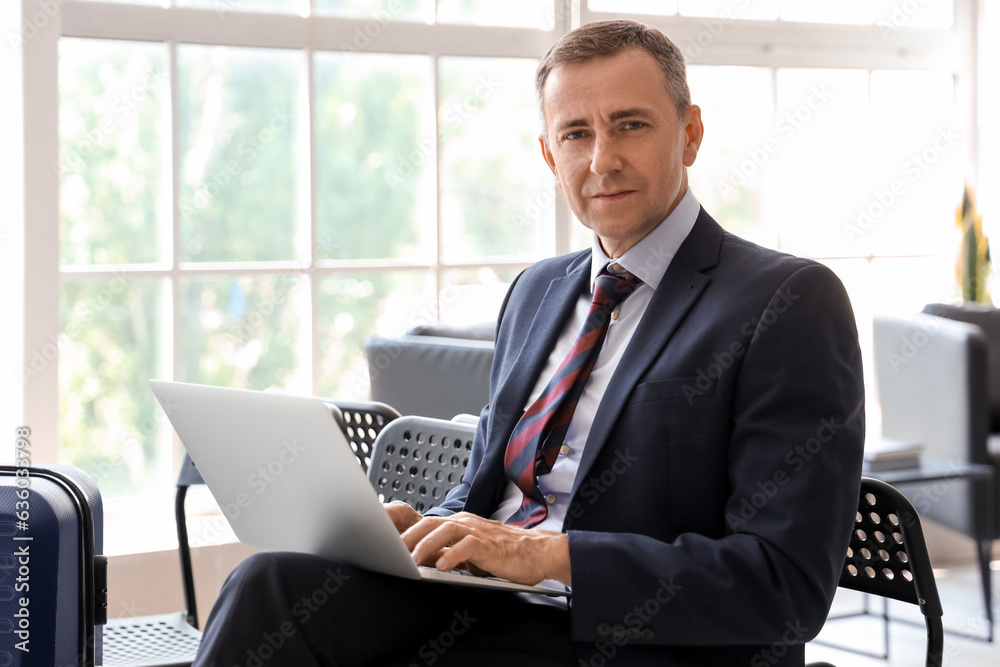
541, 49, 675, 124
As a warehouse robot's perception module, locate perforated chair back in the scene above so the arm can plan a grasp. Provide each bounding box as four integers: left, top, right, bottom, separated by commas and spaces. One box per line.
367, 416, 476, 513
332, 400, 403, 472
838, 477, 943, 666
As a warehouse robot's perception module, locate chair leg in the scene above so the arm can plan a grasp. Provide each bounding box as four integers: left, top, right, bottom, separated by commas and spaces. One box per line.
926, 616, 944, 667
977, 538, 994, 642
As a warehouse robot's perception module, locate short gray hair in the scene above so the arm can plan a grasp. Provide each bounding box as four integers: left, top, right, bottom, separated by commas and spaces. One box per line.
536, 19, 691, 138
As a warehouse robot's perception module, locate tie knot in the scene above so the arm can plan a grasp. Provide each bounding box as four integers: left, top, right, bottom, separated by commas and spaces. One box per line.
593, 266, 642, 311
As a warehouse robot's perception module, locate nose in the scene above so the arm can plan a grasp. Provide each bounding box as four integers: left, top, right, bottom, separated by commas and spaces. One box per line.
590, 133, 624, 176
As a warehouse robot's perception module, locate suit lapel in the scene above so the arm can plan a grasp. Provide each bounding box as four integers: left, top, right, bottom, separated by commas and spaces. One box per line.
570, 209, 724, 499
464, 255, 591, 514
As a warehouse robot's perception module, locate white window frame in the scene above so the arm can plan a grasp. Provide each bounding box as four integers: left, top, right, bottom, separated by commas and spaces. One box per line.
10, 0, 984, 550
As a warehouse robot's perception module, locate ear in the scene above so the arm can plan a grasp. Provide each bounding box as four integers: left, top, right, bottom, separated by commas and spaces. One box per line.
682, 105, 704, 168
539, 134, 562, 188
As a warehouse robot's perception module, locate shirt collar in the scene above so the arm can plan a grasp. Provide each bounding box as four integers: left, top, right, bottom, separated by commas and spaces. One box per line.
589, 188, 701, 292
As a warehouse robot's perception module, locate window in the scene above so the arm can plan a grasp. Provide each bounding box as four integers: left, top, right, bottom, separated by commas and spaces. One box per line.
582, 0, 971, 432
52, 0, 561, 550
18, 0, 980, 552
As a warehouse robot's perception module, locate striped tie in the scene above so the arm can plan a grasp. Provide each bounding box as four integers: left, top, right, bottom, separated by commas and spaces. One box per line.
503, 266, 642, 528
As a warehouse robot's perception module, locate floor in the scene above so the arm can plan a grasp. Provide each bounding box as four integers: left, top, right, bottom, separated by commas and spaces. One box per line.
805, 562, 1000, 665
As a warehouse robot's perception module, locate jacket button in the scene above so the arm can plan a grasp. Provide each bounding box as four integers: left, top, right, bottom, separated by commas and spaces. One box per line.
612, 624, 627, 637
597, 623, 611, 637
626, 627, 641, 639
640, 628, 655, 641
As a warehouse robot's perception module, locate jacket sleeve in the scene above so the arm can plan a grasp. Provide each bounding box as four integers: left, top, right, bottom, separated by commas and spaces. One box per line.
566, 263, 865, 648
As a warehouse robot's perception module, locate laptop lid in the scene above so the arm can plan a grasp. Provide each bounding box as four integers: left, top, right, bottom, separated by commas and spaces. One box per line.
149, 380, 569, 597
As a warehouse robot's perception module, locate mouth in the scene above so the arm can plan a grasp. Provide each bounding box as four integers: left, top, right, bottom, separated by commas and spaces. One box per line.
593, 190, 635, 202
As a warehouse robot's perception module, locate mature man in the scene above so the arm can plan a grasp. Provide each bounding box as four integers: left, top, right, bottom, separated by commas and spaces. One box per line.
195, 19, 864, 667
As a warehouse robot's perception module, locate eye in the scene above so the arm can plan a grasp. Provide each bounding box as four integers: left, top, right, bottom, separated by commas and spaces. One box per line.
622, 120, 645, 130
563, 130, 585, 141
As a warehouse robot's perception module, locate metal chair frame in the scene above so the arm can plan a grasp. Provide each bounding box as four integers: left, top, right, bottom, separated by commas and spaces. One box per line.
810, 477, 944, 667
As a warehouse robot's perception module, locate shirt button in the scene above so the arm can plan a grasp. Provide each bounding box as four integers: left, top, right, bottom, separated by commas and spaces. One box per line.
545, 494, 556, 505
611, 309, 620, 321
559, 444, 570, 455
610, 262, 623, 273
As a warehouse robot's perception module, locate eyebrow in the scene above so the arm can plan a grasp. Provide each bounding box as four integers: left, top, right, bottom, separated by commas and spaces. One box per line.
556, 107, 655, 132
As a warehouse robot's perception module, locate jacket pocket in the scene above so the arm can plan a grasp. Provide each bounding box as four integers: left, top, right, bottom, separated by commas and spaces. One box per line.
627, 376, 715, 404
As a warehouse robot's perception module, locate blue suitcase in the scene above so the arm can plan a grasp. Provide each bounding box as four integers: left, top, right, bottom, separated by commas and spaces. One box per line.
0, 449, 107, 667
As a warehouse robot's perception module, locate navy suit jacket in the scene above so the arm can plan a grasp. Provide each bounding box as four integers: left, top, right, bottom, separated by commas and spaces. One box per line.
427, 209, 865, 666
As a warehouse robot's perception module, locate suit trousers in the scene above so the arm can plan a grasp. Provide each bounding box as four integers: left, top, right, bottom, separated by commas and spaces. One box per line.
193, 552, 578, 667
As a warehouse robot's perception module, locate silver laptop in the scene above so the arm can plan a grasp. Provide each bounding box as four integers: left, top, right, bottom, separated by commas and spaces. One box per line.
149, 380, 568, 597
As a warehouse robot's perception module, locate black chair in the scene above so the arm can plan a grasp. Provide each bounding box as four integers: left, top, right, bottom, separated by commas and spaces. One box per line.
101, 398, 400, 667
366, 415, 477, 513
810, 477, 943, 666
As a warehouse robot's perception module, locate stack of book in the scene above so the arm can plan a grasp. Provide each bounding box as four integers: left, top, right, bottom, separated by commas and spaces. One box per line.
863, 437, 923, 471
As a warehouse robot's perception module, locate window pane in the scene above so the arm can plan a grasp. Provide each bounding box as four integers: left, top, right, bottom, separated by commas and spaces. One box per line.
316, 271, 435, 400
315, 53, 434, 261
60, 278, 168, 499
781, 0, 953, 27
314, 0, 434, 22
680, 0, 778, 20
773, 68, 870, 258
588, 0, 677, 15
437, 0, 555, 29
438, 57, 550, 261
862, 70, 961, 256
177, 0, 308, 13
440, 267, 520, 325
179, 275, 308, 392
780, 0, 878, 25
59, 39, 167, 265
179, 46, 302, 262
687, 66, 775, 248
870, 256, 958, 315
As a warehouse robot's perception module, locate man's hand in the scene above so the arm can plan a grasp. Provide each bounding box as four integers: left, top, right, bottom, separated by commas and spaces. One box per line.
384, 500, 423, 534
401, 512, 571, 587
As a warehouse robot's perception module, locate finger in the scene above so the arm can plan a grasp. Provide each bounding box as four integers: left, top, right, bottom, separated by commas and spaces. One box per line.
435, 535, 483, 572
409, 521, 470, 566
400, 515, 446, 551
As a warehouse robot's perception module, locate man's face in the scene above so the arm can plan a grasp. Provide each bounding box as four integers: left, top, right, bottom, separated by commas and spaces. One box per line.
539, 49, 703, 258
